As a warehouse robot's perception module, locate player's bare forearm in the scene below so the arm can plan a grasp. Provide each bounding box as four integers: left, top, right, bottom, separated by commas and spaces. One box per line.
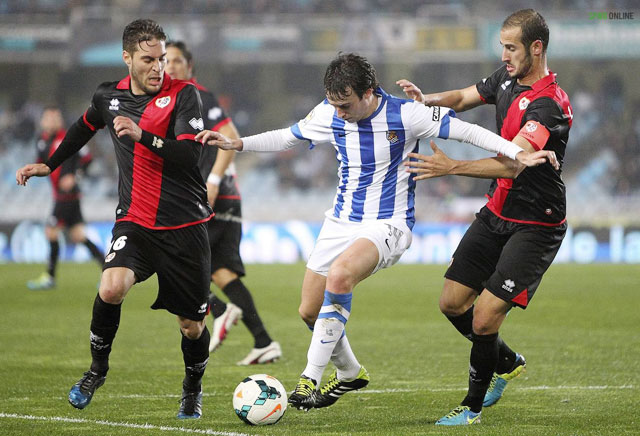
423, 86, 484, 113
16, 163, 51, 186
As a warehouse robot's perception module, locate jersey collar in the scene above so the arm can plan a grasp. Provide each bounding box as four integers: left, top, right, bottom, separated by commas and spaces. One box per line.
530, 71, 557, 91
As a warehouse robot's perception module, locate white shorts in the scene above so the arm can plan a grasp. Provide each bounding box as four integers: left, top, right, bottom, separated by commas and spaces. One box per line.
306, 216, 412, 276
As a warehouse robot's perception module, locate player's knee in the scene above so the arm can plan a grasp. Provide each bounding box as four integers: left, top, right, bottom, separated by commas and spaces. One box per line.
180, 321, 205, 340
326, 264, 355, 292
98, 282, 127, 304
439, 294, 465, 316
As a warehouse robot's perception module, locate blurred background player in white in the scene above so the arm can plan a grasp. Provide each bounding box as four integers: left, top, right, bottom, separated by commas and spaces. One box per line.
165, 41, 281, 365
399, 9, 571, 425
27, 105, 104, 291
198, 53, 557, 411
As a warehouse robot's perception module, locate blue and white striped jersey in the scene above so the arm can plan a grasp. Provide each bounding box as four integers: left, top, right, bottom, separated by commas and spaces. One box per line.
290, 87, 455, 230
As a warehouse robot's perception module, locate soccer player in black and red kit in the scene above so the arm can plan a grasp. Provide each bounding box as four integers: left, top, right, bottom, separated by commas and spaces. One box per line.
16, 19, 212, 419
27, 106, 104, 291
165, 41, 282, 365
398, 9, 572, 425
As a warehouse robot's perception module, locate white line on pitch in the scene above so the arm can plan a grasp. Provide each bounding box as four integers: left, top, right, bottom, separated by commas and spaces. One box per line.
0, 413, 250, 436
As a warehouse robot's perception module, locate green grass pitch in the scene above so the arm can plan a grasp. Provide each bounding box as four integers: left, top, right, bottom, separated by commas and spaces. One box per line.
1, 263, 638, 435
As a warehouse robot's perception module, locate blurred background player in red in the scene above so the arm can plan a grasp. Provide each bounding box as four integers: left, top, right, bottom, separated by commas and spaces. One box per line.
27, 105, 104, 290
165, 41, 281, 365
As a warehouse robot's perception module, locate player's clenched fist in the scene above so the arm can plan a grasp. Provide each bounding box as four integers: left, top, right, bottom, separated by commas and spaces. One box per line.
16, 163, 51, 186
113, 116, 142, 142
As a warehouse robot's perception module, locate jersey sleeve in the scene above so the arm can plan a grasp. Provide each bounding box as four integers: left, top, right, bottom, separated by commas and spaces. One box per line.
475, 65, 508, 105
521, 97, 565, 150
202, 91, 230, 131
81, 85, 108, 132
405, 101, 457, 140
290, 101, 335, 149
173, 84, 204, 140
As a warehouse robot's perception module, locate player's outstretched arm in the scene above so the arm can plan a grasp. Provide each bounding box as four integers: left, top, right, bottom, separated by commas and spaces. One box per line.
16, 163, 51, 186
396, 80, 483, 113
196, 129, 244, 151
406, 140, 558, 181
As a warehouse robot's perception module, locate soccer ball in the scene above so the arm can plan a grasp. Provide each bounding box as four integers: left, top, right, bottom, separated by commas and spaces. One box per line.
232, 374, 287, 425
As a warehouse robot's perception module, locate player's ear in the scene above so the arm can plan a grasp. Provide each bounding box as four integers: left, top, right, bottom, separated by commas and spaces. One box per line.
122, 50, 132, 67
530, 40, 543, 57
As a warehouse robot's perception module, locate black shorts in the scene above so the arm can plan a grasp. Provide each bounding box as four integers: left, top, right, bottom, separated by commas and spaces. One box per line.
48, 200, 84, 228
208, 211, 245, 277
445, 207, 566, 309
103, 221, 211, 320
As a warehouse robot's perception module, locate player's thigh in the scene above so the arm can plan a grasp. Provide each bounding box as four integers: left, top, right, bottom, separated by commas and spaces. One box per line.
485, 224, 566, 309
69, 222, 87, 243
445, 218, 507, 293
299, 268, 327, 323
327, 238, 379, 291
153, 223, 211, 321
472, 289, 512, 335
209, 220, 245, 279
103, 221, 154, 283
54, 200, 84, 229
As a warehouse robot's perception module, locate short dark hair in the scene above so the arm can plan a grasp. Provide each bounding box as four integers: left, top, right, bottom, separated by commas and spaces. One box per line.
122, 19, 167, 54
324, 53, 379, 100
502, 9, 549, 53
166, 40, 193, 65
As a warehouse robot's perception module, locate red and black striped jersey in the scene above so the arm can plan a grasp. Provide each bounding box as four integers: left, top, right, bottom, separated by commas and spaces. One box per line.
476, 65, 573, 226
81, 73, 212, 229
37, 128, 92, 202
191, 79, 242, 215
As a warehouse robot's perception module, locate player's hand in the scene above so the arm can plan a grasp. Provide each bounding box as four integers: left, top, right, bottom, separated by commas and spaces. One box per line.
113, 116, 142, 142
195, 130, 243, 151
516, 149, 560, 170
405, 141, 454, 180
206, 182, 219, 208
396, 79, 425, 103
15, 163, 51, 186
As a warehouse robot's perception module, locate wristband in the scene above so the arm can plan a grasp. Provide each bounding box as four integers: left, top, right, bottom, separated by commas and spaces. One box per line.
207, 173, 221, 186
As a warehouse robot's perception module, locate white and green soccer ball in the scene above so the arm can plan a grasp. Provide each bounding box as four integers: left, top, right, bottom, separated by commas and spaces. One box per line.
232, 374, 287, 425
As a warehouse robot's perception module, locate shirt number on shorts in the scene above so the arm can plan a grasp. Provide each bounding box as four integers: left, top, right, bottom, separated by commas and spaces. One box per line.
110, 236, 128, 251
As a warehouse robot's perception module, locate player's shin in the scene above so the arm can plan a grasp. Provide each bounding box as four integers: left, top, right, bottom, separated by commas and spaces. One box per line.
331, 334, 361, 380
445, 305, 474, 341
303, 290, 352, 383
462, 332, 499, 413
89, 294, 121, 375
181, 326, 210, 392
48, 240, 60, 277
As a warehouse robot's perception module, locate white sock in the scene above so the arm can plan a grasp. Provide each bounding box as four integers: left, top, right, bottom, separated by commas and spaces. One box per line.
303, 316, 344, 383
331, 334, 361, 381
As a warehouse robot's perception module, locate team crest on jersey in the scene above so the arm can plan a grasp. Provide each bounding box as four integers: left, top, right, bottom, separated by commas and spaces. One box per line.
208, 107, 222, 120
525, 121, 538, 132
519, 97, 530, 110
105, 252, 116, 263
155, 96, 171, 108
386, 131, 399, 144
109, 98, 120, 111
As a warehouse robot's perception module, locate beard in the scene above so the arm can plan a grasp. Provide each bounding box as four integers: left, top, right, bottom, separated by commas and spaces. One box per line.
514, 51, 534, 80
131, 67, 161, 96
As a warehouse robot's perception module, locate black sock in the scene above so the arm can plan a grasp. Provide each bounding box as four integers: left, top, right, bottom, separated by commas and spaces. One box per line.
222, 278, 272, 348
83, 239, 104, 264
445, 305, 474, 341
496, 337, 518, 374
89, 294, 122, 375
181, 326, 210, 392
47, 240, 59, 278
208, 292, 227, 318
461, 332, 499, 413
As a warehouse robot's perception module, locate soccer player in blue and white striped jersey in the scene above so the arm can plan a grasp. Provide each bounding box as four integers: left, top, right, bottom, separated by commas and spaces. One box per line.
197, 53, 556, 411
